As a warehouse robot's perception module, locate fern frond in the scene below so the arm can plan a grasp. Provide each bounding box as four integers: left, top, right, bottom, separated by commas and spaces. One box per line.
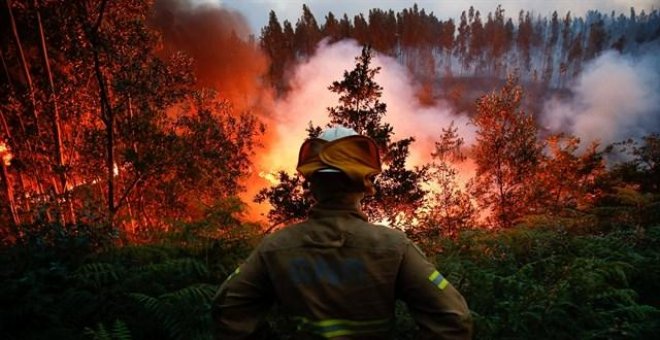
74, 262, 123, 287
84, 320, 132, 340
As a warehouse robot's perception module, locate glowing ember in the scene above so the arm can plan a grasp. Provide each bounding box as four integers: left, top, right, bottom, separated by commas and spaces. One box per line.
258, 170, 280, 185
0, 141, 12, 166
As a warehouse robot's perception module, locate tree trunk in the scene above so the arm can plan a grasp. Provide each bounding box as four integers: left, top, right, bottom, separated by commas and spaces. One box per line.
6, 0, 40, 133
34, 0, 75, 224
0, 48, 13, 88
79, 0, 114, 226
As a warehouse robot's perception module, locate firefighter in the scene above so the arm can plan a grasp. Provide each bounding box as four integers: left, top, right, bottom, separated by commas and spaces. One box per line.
212, 126, 473, 339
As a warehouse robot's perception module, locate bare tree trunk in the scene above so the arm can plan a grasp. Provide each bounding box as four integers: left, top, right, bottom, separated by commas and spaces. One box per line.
77, 0, 114, 225
34, 0, 75, 224
6, 0, 40, 133
18, 173, 32, 223
0, 48, 12, 88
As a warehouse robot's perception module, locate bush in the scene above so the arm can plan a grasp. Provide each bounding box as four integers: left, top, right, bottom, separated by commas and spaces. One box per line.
1, 218, 658, 338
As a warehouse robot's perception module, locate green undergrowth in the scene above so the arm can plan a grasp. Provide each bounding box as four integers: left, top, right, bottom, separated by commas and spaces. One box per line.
1, 219, 658, 339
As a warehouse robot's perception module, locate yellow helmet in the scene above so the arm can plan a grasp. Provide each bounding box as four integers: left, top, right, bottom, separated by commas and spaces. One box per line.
296, 125, 382, 194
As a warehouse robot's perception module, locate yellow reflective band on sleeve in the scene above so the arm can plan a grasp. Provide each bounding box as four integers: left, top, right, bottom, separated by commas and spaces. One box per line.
226, 267, 240, 282
295, 316, 392, 338
428, 270, 449, 290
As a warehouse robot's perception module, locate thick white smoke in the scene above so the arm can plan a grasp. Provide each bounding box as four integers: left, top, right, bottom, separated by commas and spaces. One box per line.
542, 49, 660, 147
264, 39, 474, 174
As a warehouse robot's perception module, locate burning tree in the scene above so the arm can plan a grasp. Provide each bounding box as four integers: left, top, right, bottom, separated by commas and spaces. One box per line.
0, 0, 261, 235
257, 45, 428, 228
423, 123, 475, 239
471, 75, 543, 228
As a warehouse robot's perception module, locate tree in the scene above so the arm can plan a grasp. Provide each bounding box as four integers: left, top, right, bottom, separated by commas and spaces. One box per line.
418, 123, 475, 241
543, 11, 560, 85
257, 46, 428, 228
611, 134, 660, 194
484, 5, 507, 76
293, 4, 321, 56
517, 11, 534, 73
454, 11, 470, 74
352, 13, 369, 45
471, 76, 543, 228
586, 19, 607, 60
260, 11, 287, 91
538, 135, 606, 214
0, 0, 262, 237
468, 10, 484, 74
322, 11, 341, 43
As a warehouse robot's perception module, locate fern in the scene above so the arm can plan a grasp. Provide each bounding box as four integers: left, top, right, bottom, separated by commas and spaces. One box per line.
129, 284, 217, 340
137, 258, 209, 278
84, 319, 132, 340
74, 262, 123, 288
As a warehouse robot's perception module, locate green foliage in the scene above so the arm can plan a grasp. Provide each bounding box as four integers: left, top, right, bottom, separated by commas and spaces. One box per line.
3, 214, 659, 339
257, 45, 428, 228
431, 224, 660, 339
0, 212, 258, 339
129, 284, 216, 340
471, 75, 543, 228
84, 320, 132, 340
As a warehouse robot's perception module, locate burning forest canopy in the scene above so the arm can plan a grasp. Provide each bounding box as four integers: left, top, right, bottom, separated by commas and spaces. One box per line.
1, 0, 658, 233
0, 1, 659, 339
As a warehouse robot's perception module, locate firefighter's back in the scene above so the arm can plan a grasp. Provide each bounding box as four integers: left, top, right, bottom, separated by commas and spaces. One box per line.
259, 206, 406, 338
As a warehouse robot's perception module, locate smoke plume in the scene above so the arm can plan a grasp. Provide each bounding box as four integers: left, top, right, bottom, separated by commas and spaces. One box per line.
541, 48, 660, 147
152, 0, 270, 111
264, 39, 474, 176
152, 0, 278, 220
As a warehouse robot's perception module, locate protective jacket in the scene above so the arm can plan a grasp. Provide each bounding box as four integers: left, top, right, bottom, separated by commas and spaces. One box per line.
212, 193, 473, 339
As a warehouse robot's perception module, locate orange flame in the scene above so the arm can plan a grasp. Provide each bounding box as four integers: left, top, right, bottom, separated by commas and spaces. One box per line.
0, 141, 12, 166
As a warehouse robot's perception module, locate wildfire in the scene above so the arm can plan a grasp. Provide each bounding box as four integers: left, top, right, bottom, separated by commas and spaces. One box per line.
258, 170, 280, 185
0, 141, 12, 166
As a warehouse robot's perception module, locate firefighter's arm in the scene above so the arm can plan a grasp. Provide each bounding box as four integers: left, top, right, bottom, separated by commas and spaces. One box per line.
396, 241, 473, 339
211, 247, 273, 339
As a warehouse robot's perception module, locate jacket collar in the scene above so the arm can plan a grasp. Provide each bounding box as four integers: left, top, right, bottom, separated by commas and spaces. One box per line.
309, 192, 368, 221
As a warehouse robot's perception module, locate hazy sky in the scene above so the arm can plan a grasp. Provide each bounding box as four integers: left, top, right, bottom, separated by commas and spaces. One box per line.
196, 0, 658, 33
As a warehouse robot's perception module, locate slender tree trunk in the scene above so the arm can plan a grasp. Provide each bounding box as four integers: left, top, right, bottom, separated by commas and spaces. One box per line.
7, 0, 40, 133
34, 0, 75, 224
0, 50, 28, 134
0, 48, 12, 87
1, 108, 22, 227
18, 173, 32, 223
78, 0, 114, 225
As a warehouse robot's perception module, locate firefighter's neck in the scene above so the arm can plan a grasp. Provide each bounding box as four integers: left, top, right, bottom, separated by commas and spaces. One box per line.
312, 191, 364, 211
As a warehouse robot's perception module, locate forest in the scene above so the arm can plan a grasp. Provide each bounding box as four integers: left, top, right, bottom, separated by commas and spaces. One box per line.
1, 0, 659, 339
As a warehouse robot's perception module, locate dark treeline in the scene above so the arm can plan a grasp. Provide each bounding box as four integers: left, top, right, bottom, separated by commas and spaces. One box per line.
261, 4, 660, 95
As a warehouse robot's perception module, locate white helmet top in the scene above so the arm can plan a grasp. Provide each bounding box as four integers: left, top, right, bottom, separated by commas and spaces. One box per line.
318, 125, 358, 142
316, 125, 357, 173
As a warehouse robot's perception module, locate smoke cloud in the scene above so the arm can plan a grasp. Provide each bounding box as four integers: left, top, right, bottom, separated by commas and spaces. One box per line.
541, 48, 660, 147
152, 0, 270, 111
264, 39, 475, 176
152, 0, 277, 220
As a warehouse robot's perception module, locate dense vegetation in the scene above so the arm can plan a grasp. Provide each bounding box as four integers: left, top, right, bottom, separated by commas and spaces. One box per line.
2, 203, 658, 338
1, 1, 660, 339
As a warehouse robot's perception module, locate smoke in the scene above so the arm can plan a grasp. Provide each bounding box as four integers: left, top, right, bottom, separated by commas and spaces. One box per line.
264, 39, 475, 176
541, 48, 660, 147
152, 0, 277, 220
149, 2, 476, 220
151, 0, 270, 111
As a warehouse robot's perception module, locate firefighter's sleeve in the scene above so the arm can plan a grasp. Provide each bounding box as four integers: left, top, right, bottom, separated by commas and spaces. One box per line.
211, 247, 273, 339
396, 241, 473, 339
